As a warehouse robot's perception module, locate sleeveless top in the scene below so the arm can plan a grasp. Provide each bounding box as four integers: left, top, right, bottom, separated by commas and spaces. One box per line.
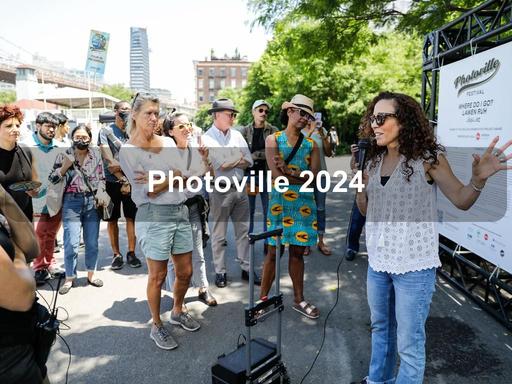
365, 155, 441, 274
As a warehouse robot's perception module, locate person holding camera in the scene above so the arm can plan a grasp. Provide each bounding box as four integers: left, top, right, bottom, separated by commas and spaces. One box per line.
98, 101, 141, 270
49, 124, 107, 295
301, 116, 332, 256
0, 183, 48, 384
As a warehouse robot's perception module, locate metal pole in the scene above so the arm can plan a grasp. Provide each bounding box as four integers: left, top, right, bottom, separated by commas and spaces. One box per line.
246, 236, 256, 379
275, 236, 282, 357
87, 72, 93, 123
41, 70, 47, 110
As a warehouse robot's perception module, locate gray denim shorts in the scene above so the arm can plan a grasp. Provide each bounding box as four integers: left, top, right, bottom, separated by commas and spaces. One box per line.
135, 203, 193, 260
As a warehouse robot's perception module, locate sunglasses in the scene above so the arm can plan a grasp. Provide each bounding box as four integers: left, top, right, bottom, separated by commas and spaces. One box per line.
174, 122, 192, 130
221, 111, 237, 119
258, 108, 269, 115
369, 113, 397, 126
292, 108, 314, 121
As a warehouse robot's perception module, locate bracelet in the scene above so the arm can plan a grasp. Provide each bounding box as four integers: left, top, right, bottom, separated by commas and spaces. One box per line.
470, 180, 484, 192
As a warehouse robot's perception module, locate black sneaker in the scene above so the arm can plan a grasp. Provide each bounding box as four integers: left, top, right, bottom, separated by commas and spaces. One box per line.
111, 254, 124, 270
35, 269, 51, 286
345, 249, 357, 261
215, 273, 227, 288
127, 251, 142, 268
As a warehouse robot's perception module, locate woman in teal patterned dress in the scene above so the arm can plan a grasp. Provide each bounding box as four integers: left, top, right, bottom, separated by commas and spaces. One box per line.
260, 94, 321, 319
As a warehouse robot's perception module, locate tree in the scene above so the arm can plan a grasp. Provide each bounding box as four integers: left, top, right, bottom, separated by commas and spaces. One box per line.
249, 0, 483, 36
193, 104, 212, 130
0, 91, 16, 104
239, 21, 422, 152
99, 84, 133, 102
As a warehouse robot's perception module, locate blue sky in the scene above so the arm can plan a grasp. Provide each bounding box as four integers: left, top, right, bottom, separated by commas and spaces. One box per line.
1, 0, 270, 102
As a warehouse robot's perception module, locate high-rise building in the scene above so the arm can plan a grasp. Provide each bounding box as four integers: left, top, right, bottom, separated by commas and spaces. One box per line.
130, 27, 150, 91
194, 54, 252, 107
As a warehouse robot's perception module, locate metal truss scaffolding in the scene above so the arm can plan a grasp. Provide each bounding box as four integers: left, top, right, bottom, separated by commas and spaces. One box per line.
421, 0, 512, 331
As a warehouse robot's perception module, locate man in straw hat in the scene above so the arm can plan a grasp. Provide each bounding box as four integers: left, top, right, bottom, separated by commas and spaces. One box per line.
202, 98, 261, 288
259, 94, 322, 319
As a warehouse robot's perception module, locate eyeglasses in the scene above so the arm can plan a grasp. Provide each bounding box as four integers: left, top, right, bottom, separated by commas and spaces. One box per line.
221, 111, 237, 119
258, 108, 269, 115
174, 122, 192, 129
369, 113, 397, 126
291, 108, 314, 121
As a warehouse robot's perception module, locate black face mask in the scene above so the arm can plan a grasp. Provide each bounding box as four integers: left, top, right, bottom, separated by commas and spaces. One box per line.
73, 139, 90, 150
118, 111, 129, 125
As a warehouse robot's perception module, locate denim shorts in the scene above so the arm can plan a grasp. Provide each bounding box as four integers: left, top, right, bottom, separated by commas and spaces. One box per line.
135, 203, 193, 260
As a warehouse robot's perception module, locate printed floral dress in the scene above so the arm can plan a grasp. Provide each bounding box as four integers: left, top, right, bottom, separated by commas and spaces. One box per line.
267, 131, 317, 247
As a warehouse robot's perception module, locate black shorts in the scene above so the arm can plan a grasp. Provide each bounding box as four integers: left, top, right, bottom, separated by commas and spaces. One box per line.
105, 181, 137, 221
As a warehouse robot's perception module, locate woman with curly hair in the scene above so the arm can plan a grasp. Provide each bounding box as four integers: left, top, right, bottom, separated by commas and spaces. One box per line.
354, 91, 511, 384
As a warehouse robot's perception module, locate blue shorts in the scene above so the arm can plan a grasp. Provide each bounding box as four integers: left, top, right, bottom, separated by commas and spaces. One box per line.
135, 203, 193, 260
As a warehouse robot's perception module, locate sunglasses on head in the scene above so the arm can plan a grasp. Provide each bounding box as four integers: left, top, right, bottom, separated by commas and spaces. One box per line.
292, 108, 314, 121
132, 91, 154, 106
258, 108, 269, 115
369, 113, 397, 126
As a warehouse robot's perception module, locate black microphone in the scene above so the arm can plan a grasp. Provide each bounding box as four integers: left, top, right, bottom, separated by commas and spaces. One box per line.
357, 139, 371, 171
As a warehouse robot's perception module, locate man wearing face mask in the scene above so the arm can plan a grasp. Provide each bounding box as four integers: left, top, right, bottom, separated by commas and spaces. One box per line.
22, 112, 65, 285
98, 101, 141, 270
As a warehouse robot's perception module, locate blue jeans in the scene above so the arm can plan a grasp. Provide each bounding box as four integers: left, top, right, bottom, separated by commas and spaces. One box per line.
313, 177, 327, 235
347, 200, 366, 252
62, 193, 100, 279
367, 266, 436, 384
248, 176, 269, 234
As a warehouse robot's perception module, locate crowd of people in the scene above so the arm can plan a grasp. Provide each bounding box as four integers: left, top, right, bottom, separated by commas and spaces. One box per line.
0, 90, 510, 383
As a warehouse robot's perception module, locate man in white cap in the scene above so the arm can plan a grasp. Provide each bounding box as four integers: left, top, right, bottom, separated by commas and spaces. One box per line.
202, 98, 261, 288
238, 100, 278, 240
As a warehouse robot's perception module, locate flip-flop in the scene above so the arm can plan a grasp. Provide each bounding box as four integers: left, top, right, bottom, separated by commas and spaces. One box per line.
317, 243, 332, 256
87, 278, 104, 287
292, 301, 320, 319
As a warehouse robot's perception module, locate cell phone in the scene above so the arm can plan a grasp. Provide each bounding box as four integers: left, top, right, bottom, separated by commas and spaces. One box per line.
314, 112, 322, 128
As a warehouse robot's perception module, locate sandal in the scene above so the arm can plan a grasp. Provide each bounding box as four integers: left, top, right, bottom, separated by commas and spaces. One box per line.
317, 243, 332, 256
59, 281, 73, 295
292, 301, 320, 319
87, 278, 104, 288
303, 246, 311, 256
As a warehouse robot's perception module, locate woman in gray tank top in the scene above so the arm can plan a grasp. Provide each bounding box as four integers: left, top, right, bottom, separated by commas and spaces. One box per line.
353, 91, 511, 384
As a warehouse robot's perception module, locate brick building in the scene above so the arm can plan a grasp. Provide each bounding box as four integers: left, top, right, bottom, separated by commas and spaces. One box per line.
193, 56, 252, 107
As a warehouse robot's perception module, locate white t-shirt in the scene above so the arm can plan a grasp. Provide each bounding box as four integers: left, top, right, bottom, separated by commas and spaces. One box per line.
119, 136, 187, 206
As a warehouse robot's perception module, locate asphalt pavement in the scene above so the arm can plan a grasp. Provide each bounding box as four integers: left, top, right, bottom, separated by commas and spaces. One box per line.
41, 155, 512, 384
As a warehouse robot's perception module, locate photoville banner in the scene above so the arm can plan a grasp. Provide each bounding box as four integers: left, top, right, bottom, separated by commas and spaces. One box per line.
437, 41, 512, 273
85, 30, 110, 79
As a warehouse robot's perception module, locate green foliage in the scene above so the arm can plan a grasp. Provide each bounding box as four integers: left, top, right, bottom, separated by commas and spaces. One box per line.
240, 23, 422, 150
0, 90, 16, 104
192, 104, 212, 130
99, 84, 133, 102
249, 0, 483, 36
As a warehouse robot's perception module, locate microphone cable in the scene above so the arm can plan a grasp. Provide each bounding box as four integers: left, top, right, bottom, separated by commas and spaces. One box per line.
299, 251, 345, 383
37, 278, 72, 384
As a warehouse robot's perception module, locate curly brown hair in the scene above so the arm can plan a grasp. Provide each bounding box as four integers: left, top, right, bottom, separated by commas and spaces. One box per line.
0, 104, 24, 125
359, 91, 444, 180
